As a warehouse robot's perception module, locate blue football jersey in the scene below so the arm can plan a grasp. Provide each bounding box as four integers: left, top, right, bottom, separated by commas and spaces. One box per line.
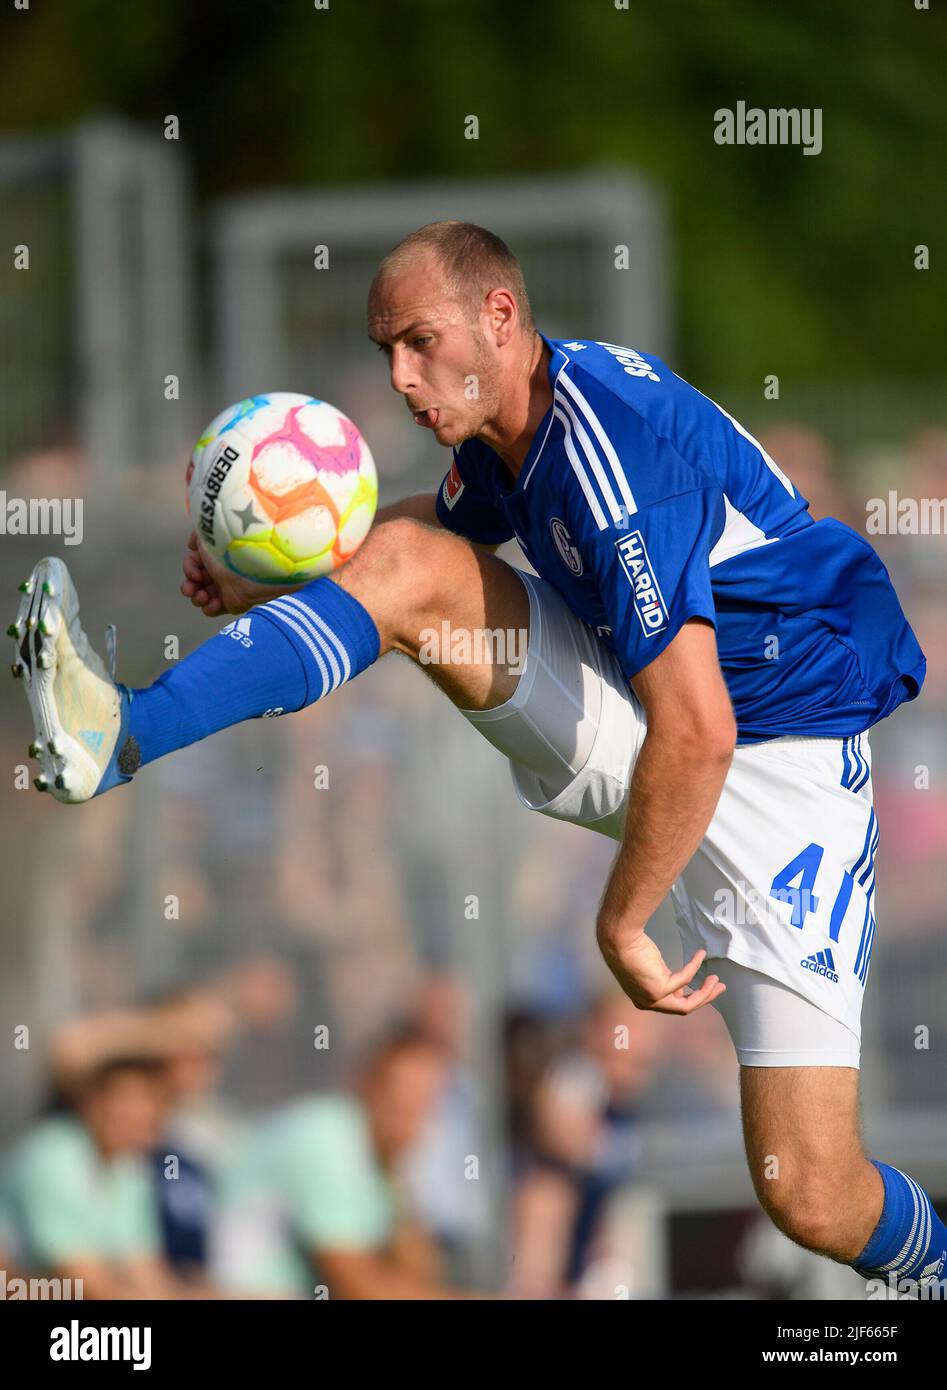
435, 335, 926, 744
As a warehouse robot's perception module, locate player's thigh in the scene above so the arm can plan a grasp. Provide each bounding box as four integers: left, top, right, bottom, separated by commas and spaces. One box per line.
335, 516, 531, 709
691, 957, 864, 1182
457, 569, 643, 807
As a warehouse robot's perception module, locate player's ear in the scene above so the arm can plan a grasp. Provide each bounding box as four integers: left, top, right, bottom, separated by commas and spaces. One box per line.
486, 288, 517, 346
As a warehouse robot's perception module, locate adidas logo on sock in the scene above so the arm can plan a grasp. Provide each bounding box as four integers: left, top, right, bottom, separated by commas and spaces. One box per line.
220, 617, 253, 648
800, 948, 839, 983
78, 729, 105, 754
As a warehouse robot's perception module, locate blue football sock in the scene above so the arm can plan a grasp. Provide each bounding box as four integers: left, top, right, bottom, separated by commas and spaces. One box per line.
104, 581, 380, 783
851, 1160, 947, 1289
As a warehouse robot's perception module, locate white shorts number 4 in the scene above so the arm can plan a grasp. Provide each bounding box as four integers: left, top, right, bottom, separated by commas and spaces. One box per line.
464, 571, 877, 1048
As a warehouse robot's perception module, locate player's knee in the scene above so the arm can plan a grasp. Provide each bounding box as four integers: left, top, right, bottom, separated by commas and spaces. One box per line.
759, 1177, 841, 1255
779, 1205, 840, 1256
352, 516, 441, 632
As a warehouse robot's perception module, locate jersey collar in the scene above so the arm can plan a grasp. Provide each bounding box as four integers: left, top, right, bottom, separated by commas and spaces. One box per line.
516, 334, 572, 492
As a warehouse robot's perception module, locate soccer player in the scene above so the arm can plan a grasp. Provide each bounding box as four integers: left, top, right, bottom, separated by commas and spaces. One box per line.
11, 222, 942, 1295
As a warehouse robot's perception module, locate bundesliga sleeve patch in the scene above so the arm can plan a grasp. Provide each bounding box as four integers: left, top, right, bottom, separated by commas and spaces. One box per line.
442, 458, 465, 511
615, 530, 669, 636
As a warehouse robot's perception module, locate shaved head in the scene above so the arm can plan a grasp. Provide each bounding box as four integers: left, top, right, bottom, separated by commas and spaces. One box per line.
369, 220, 534, 332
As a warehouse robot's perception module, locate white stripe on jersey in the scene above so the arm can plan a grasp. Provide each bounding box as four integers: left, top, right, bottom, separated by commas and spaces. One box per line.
672, 371, 796, 498
554, 389, 625, 527
709, 494, 779, 568
553, 406, 608, 530
557, 370, 638, 519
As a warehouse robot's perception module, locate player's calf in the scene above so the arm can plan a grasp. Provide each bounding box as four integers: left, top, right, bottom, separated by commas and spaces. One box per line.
10, 519, 529, 801
741, 1066, 947, 1292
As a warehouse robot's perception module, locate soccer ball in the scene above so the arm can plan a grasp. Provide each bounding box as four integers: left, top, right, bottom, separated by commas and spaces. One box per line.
186, 392, 378, 583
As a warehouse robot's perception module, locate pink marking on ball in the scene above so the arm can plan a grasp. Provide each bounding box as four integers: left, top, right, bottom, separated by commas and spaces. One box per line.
251, 406, 361, 476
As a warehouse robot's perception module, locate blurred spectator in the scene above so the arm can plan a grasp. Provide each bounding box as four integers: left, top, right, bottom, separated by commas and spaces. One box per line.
7, 442, 88, 498
47, 988, 236, 1105
902, 429, 947, 588
210, 1026, 479, 1299
155, 961, 300, 1157
503, 1007, 561, 1170
0, 1057, 220, 1299
509, 990, 663, 1298
140, 988, 233, 1279
42, 962, 299, 1281
273, 702, 420, 1055
399, 973, 491, 1262
756, 424, 858, 527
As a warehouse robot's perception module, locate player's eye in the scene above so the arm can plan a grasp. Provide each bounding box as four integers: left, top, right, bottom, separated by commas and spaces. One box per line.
411, 335, 433, 348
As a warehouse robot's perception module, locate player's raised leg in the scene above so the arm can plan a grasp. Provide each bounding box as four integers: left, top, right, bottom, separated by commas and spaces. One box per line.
740, 1063, 947, 1293
10, 513, 533, 804
336, 512, 530, 713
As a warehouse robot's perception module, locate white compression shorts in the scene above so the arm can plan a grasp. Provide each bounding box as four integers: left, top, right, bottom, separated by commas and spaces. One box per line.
460, 569, 871, 1068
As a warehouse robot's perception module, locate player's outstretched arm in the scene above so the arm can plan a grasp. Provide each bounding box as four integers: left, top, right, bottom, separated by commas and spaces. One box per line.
596, 618, 736, 1015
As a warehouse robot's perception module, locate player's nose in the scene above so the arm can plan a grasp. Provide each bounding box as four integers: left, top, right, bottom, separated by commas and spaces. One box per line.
388, 346, 416, 397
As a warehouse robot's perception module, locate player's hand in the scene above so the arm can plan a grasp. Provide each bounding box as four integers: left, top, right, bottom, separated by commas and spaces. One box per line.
599, 934, 726, 1016
181, 530, 227, 615
180, 530, 286, 617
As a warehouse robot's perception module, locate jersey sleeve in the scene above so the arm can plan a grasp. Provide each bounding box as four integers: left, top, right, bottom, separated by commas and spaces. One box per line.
434, 448, 515, 545
577, 487, 723, 681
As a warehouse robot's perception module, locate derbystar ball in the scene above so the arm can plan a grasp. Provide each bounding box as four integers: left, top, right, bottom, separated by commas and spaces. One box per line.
186, 392, 378, 582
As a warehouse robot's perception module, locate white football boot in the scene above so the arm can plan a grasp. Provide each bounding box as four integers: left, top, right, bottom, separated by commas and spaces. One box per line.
9, 557, 137, 803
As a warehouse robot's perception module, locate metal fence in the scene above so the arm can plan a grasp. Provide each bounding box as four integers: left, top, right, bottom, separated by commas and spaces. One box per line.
0, 119, 194, 480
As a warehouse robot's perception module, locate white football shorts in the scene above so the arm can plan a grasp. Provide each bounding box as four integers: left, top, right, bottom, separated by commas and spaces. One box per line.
461, 570, 878, 1067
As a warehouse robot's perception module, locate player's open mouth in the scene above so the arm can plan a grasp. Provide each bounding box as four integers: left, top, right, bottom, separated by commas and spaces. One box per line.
412, 408, 439, 428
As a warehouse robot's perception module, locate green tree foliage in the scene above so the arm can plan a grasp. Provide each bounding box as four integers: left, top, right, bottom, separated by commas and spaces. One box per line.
0, 0, 943, 389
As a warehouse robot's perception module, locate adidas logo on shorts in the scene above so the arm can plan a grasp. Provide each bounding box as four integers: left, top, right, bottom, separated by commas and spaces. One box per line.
800, 948, 839, 983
